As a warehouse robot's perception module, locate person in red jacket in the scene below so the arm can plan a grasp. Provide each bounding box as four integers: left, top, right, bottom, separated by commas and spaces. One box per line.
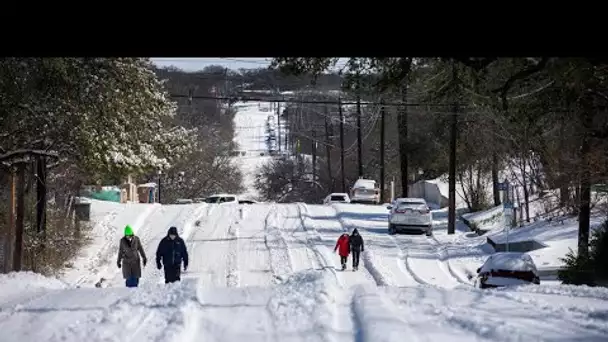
334, 233, 351, 271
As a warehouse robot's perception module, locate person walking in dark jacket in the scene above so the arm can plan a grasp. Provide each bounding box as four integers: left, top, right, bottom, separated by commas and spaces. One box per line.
349, 228, 364, 271
156, 226, 189, 284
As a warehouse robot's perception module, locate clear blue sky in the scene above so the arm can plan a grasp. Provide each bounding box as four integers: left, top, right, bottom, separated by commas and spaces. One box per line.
150, 58, 349, 73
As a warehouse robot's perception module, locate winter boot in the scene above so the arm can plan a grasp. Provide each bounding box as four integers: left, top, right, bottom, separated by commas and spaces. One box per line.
341, 263, 346, 271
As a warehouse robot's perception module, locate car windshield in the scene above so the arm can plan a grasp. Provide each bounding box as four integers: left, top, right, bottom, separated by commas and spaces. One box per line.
205, 197, 221, 203
330, 195, 346, 201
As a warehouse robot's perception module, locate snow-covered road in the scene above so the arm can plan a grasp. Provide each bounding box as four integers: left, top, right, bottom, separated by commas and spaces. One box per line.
3, 101, 608, 341
4, 202, 608, 341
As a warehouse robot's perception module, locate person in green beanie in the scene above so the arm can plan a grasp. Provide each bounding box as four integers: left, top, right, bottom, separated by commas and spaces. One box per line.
117, 225, 147, 287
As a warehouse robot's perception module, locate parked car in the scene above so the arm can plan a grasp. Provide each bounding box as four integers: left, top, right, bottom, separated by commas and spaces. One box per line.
175, 198, 193, 204
193, 197, 206, 203
205, 194, 238, 204
387, 197, 432, 236
238, 199, 257, 204
350, 178, 380, 204
474, 252, 541, 289
323, 193, 351, 205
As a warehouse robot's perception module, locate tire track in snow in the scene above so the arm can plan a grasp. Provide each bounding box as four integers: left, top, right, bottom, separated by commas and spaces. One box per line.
429, 234, 475, 285
390, 234, 463, 288
226, 206, 240, 287
350, 285, 424, 342
235, 204, 274, 287
329, 204, 425, 288
187, 204, 235, 288
264, 204, 295, 282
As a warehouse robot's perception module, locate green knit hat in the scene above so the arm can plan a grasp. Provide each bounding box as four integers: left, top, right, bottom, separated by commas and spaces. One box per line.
124, 225, 134, 236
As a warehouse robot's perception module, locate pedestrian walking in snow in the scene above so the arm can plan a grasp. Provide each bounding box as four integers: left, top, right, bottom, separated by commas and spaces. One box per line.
117, 225, 147, 288
334, 233, 350, 271
349, 228, 364, 271
156, 226, 189, 284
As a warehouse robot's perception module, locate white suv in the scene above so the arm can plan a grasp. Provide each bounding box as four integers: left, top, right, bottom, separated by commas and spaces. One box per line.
350, 178, 380, 204
387, 198, 432, 236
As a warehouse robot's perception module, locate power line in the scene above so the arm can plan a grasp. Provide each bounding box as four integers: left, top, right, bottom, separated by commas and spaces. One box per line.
169, 93, 458, 108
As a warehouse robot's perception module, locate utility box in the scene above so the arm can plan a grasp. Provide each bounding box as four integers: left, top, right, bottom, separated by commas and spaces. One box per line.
75, 202, 91, 221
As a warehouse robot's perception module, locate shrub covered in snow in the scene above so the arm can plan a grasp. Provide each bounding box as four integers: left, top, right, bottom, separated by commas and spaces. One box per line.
559, 219, 608, 286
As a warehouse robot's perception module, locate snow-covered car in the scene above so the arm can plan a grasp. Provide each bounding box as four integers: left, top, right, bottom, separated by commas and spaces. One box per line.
175, 198, 193, 204
205, 194, 238, 204
387, 197, 432, 236
323, 193, 351, 205
349, 178, 380, 204
474, 252, 541, 289
238, 199, 257, 205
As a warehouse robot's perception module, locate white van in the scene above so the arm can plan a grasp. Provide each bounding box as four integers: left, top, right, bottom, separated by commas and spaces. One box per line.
350, 178, 380, 204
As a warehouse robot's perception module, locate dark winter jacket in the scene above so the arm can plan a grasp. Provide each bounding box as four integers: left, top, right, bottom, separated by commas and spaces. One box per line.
334, 234, 350, 257
156, 227, 189, 269
117, 236, 147, 279
350, 229, 364, 252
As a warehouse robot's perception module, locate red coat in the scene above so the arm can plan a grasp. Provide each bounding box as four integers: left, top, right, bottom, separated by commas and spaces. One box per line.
334, 234, 350, 257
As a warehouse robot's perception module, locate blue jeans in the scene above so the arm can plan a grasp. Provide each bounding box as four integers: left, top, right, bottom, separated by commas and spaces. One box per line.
126, 276, 139, 287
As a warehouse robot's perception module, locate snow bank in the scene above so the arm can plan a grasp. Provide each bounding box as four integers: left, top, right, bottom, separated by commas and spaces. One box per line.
461, 204, 505, 231
267, 270, 339, 335
0, 271, 68, 305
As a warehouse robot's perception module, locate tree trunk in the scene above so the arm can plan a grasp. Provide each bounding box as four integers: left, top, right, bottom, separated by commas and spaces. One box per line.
577, 110, 592, 259
36, 155, 47, 237
521, 156, 530, 222
13, 164, 26, 272
492, 153, 501, 206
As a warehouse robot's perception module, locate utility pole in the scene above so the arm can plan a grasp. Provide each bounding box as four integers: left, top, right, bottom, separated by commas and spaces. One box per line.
339, 97, 346, 192
398, 85, 409, 197
448, 61, 459, 235
277, 102, 281, 153
312, 129, 317, 183
13, 163, 26, 271
379, 104, 386, 203
324, 105, 333, 192
356, 78, 363, 177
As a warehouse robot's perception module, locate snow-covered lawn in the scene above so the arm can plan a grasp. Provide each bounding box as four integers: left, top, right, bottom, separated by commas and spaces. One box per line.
486, 212, 607, 269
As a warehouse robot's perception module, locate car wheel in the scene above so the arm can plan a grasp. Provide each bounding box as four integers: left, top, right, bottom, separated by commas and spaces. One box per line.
388, 224, 396, 235
426, 225, 433, 237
